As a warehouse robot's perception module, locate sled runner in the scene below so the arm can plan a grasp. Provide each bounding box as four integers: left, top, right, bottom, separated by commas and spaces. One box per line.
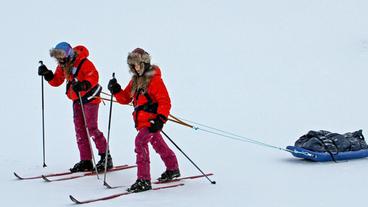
287, 145, 368, 161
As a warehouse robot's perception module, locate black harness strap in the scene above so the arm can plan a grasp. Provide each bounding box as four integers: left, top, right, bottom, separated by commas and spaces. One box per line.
66, 58, 87, 94
63, 58, 101, 105
134, 93, 158, 113
74, 84, 102, 105
133, 89, 158, 128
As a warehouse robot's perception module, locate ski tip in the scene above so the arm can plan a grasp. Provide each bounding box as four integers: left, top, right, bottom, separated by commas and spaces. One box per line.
69, 195, 81, 204
13, 172, 23, 180
41, 175, 51, 182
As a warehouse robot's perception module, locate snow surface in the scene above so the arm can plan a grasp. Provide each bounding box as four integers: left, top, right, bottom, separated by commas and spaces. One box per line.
1, 0, 368, 206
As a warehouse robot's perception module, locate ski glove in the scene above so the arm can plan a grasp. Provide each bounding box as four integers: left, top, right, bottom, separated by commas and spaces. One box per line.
38, 64, 54, 81
148, 114, 167, 133
108, 78, 122, 94
72, 80, 91, 93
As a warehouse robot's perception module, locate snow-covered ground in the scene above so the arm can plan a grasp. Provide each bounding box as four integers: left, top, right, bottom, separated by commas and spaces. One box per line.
1, 0, 368, 206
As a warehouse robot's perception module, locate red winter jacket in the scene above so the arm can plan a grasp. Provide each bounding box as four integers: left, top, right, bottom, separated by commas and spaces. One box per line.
114, 66, 171, 130
48, 45, 101, 104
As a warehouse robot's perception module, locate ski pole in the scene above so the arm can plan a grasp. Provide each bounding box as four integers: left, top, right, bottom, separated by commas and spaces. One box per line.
161, 130, 216, 184
76, 88, 99, 179
103, 73, 115, 186
39, 61, 47, 168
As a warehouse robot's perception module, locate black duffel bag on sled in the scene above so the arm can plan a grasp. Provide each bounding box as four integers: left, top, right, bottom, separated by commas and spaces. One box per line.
287, 130, 368, 161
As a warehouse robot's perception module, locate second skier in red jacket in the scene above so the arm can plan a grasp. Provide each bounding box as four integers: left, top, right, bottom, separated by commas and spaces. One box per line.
108, 48, 180, 192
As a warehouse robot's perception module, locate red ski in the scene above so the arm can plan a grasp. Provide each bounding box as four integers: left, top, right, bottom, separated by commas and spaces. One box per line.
41, 165, 136, 182
13, 164, 130, 180
69, 183, 184, 204
104, 173, 214, 189
14, 171, 73, 180
153, 173, 214, 184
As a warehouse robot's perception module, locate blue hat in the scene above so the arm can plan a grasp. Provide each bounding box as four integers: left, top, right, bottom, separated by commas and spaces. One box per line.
50, 42, 74, 58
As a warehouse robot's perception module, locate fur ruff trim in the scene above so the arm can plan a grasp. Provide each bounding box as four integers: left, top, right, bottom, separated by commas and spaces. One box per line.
130, 66, 156, 95
50, 48, 67, 59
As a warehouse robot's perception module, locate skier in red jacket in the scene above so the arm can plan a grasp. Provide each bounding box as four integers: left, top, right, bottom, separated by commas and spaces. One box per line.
38, 42, 113, 172
108, 48, 180, 192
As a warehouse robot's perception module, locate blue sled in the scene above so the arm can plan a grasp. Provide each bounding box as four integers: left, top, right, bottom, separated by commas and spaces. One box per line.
286, 146, 368, 162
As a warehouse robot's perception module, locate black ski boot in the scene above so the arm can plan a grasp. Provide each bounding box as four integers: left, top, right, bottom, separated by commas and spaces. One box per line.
127, 179, 152, 193
157, 169, 180, 182
70, 160, 94, 172
95, 152, 113, 172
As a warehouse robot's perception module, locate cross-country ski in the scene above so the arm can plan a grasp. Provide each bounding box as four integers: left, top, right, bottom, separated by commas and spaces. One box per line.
69, 183, 184, 204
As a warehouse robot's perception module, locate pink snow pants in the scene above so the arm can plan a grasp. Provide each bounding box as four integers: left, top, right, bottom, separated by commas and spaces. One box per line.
73, 102, 107, 160
135, 128, 179, 180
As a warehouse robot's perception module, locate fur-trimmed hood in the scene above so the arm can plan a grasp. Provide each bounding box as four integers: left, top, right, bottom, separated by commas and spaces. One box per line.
73, 45, 89, 59
127, 48, 151, 65
127, 48, 152, 77
53, 45, 90, 79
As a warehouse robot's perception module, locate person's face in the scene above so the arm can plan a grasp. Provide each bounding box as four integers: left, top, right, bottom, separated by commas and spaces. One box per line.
130, 63, 144, 76
51, 50, 68, 66
56, 57, 67, 65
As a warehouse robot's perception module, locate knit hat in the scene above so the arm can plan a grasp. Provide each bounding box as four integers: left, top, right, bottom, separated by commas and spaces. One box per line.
50, 42, 74, 59
127, 48, 151, 65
